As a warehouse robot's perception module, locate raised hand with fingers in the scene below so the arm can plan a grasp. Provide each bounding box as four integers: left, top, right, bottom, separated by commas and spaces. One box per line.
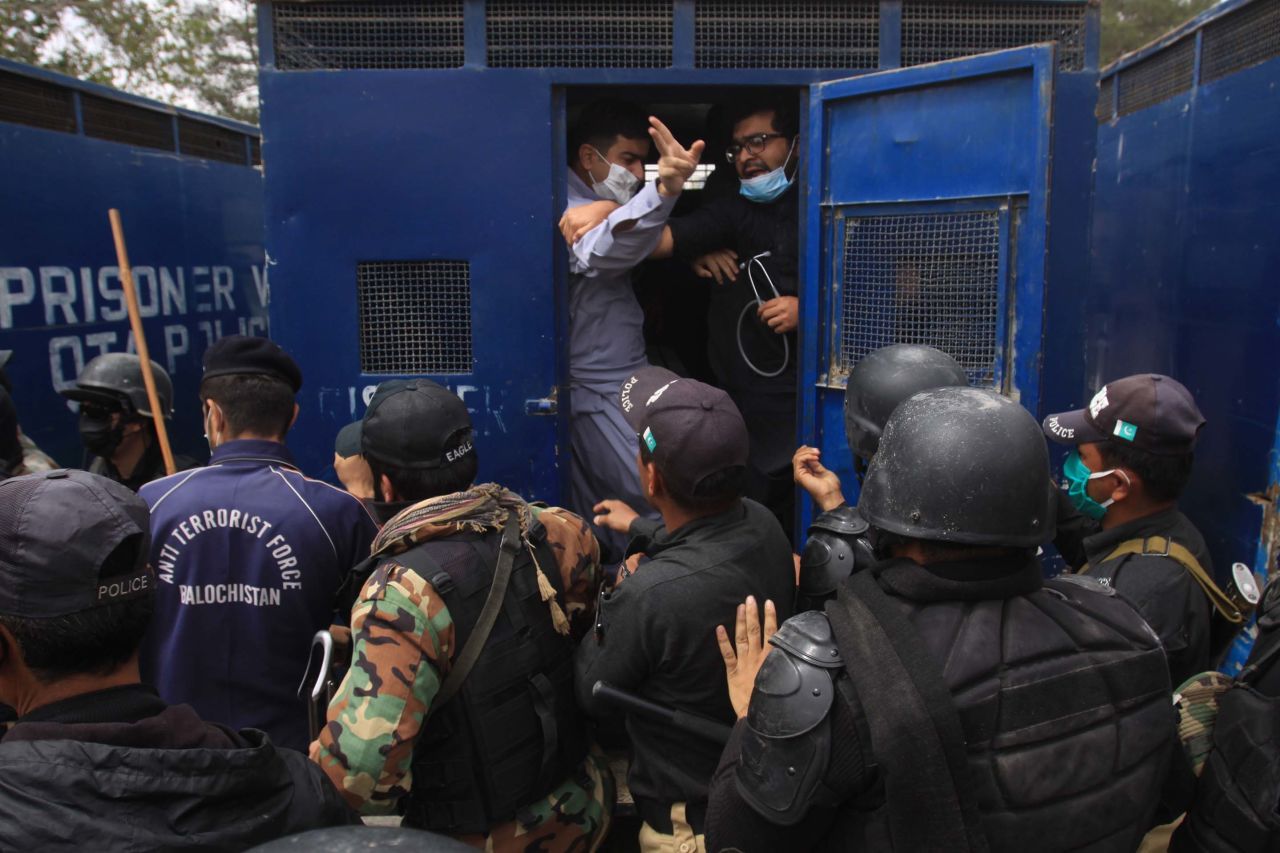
691, 248, 739, 285
649, 116, 705, 197
716, 595, 779, 720
792, 445, 845, 512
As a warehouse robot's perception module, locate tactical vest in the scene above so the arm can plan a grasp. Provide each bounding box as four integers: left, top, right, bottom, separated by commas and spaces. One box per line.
1173, 620, 1280, 852
743, 562, 1177, 851
393, 522, 588, 834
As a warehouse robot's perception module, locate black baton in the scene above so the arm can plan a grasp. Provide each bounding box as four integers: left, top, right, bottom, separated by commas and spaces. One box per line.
592, 680, 733, 746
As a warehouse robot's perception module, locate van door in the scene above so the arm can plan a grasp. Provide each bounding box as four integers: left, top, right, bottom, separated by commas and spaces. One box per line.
799, 45, 1056, 515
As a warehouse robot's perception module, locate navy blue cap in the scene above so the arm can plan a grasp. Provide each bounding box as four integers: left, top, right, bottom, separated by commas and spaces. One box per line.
202, 336, 302, 392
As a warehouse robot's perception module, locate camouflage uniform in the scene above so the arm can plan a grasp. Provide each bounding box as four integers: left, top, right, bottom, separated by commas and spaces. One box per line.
312, 497, 612, 852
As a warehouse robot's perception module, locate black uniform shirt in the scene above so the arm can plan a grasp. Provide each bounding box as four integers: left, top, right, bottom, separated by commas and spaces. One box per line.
574, 499, 796, 824
1081, 506, 1214, 687
668, 185, 799, 397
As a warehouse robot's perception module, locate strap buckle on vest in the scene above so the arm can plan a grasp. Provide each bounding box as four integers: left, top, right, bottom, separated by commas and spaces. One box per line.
430, 570, 456, 596
1141, 536, 1174, 558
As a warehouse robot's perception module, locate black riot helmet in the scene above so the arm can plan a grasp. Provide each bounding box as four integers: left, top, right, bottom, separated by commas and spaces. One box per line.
858, 386, 1055, 548
844, 344, 968, 461
60, 353, 173, 418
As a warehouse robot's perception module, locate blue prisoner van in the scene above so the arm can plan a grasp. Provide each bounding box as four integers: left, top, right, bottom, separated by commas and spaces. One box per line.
254, 0, 1100, 526
0, 60, 266, 467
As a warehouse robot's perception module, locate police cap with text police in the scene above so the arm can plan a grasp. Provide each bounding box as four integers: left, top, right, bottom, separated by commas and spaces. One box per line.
0, 470, 153, 618
201, 335, 303, 393
619, 366, 749, 496
1043, 374, 1205, 456
360, 379, 474, 470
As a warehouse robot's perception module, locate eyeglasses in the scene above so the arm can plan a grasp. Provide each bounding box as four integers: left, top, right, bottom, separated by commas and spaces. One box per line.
725, 132, 787, 164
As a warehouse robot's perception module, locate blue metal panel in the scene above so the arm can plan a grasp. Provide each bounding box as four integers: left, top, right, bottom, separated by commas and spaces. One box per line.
0, 61, 265, 468
1090, 0, 1280, 577
259, 69, 563, 498
800, 46, 1055, 516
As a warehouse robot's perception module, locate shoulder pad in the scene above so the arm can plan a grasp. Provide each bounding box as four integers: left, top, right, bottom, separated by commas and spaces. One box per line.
810, 504, 869, 536
1049, 573, 1116, 597
750, 615, 840, 741
770, 610, 844, 668
738, 618, 840, 825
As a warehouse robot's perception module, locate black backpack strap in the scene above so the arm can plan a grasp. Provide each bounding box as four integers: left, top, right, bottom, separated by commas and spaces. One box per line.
428, 512, 523, 717
824, 569, 989, 852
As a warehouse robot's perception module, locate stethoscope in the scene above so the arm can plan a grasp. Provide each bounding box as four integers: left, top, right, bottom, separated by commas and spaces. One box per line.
736, 250, 791, 378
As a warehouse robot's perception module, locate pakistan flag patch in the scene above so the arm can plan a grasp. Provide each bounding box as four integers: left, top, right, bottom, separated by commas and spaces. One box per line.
1113, 419, 1138, 442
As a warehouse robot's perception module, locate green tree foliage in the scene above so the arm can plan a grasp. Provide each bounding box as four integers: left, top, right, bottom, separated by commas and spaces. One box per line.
1101, 0, 1219, 65
0, 0, 258, 124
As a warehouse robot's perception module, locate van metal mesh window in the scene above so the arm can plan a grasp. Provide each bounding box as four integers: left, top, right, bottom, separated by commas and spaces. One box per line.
357, 261, 473, 374
1201, 0, 1280, 84
487, 1, 672, 67
272, 2, 465, 70
178, 117, 247, 165
0, 70, 76, 133
694, 0, 878, 69
250, 137, 262, 166
1115, 37, 1195, 116
1096, 77, 1116, 122
902, 2, 1088, 72
838, 211, 1002, 386
81, 95, 175, 151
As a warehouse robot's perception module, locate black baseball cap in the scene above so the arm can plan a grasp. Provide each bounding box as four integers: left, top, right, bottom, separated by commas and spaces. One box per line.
334, 421, 363, 458
361, 379, 474, 470
0, 470, 153, 618
1043, 374, 1205, 455
619, 367, 749, 495
201, 335, 303, 392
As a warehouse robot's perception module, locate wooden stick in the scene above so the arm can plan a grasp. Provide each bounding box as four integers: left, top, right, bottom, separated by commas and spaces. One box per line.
108, 209, 176, 476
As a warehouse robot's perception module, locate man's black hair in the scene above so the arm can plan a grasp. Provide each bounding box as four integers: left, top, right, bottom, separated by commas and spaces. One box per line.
724, 93, 800, 140
1099, 441, 1194, 504
0, 534, 153, 681
200, 374, 295, 439
368, 429, 479, 503
639, 439, 745, 512
568, 98, 650, 165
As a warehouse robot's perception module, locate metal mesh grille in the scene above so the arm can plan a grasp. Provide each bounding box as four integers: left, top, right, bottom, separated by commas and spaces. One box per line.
1201, 0, 1280, 84
838, 211, 1002, 386
272, 2, 464, 70
178, 117, 248, 165
1096, 76, 1116, 122
902, 2, 1088, 72
81, 94, 175, 151
1116, 37, 1195, 116
0, 70, 76, 133
694, 0, 878, 69
487, 1, 672, 67
357, 261, 473, 374
250, 136, 262, 166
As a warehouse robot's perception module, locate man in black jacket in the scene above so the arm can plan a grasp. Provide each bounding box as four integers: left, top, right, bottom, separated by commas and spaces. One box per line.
579, 367, 796, 852
0, 469, 354, 851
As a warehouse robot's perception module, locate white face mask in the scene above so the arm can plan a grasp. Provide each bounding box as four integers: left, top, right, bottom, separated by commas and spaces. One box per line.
589, 147, 640, 205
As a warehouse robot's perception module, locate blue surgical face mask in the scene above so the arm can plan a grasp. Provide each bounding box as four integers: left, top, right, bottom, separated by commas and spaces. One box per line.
590, 147, 640, 205
1062, 449, 1127, 521
739, 138, 796, 203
